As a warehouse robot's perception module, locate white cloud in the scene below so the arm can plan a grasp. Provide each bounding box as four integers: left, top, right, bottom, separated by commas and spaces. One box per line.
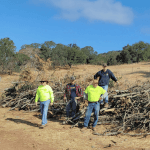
32, 0, 134, 25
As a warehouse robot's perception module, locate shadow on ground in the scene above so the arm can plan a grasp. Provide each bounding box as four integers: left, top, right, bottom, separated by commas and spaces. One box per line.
6, 114, 64, 128
33, 114, 64, 124
6, 118, 39, 127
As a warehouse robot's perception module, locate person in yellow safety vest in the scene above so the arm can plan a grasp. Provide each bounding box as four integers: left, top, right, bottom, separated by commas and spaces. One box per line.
81, 79, 106, 133
35, 77, 54, 128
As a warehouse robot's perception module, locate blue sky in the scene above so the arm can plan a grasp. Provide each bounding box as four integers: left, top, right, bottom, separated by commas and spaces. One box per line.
0, 0, 150, 53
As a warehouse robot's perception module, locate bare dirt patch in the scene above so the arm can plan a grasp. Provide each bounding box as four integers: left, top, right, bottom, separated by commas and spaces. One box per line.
0, 108, 150, 150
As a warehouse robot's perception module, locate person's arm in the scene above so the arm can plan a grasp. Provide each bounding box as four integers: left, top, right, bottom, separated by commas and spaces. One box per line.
99, 88, 107, 101
77, 85, 83, 97
49, 86, 54, 105
94, 71, 100, 79
84, 87, 89, 106
109, 70, 117, 82
102, 88, 106, 95
35, 88, 39, 106
100, 90, 108, 100
84, 86, 88, 94
64, 85, 68, 102
84, 86, 89, 100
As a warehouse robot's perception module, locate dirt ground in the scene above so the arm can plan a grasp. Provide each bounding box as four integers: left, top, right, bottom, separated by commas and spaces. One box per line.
0, 62, 150, 150
0, 108, 150, 150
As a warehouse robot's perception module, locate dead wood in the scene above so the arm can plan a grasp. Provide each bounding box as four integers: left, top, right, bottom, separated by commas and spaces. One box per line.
1, 76, 150, 136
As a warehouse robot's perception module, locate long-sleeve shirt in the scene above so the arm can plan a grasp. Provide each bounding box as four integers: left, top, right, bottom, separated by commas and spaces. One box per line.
85, 85, 106, 102
94, 69, 117, 86
35, 85, 54, 103
64, 83, 83, 100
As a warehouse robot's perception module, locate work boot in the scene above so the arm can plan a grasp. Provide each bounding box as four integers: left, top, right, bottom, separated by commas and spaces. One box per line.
91, 127, 98, 135
80, 127, 87, 133
39, 124, 45, 129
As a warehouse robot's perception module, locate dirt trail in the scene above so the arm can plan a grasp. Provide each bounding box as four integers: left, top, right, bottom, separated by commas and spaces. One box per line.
0, 62, 150, 149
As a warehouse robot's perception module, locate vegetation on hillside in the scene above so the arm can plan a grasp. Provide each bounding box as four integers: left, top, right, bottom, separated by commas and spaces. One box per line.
0, 37, 150, 74
0, 38, 30, 74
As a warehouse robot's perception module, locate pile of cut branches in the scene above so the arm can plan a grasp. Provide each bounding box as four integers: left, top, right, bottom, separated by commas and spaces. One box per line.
1, 71, 150, 136
58, 81, 150, 136
96, 81, 150, 136
0, 80, 64, 111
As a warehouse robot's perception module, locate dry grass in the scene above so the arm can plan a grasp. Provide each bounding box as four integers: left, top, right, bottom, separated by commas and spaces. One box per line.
0, 62, 150, 97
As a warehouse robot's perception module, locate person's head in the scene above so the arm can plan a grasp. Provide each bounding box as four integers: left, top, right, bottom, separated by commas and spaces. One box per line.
102, 63, 107, 71
40, 81, 48, 86
70, 76, 76, 84
40, 77, 49, 86
92, 79, 98, 88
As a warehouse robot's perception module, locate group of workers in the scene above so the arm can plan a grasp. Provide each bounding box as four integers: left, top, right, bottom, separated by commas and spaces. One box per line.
35, 63, 118, 131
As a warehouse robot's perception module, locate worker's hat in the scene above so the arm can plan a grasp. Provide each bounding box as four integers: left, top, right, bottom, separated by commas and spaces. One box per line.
103, 63, 107, 67
70, 76, 76, 80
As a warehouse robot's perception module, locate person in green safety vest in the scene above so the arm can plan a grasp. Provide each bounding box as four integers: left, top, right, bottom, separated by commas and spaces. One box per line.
35, 77, 54, 128
81, 79, 106, 133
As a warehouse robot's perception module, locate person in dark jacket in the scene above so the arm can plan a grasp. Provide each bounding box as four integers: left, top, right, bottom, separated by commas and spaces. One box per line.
94, 63, 118, 108
64, 76, 83, 117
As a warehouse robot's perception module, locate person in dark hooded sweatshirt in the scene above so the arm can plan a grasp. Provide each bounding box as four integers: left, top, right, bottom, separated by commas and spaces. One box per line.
94, 63, 118, 108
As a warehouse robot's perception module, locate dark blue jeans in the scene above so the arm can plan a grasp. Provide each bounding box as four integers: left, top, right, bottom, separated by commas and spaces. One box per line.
84, 101, 100, 127
66, 99, 77, 117
40, 100, 50, 125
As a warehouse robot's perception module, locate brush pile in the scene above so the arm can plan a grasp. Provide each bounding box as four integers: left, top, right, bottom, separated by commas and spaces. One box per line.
60, 81, 150, 136
0, 80, 65, 111
1, 68, 150, 135
96, 81, 150, 136
0, 68, 91, 111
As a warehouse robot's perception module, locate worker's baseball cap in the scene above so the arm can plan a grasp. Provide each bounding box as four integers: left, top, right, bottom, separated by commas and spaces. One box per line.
103, 63, 107, 67
70, 76, 76, 80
